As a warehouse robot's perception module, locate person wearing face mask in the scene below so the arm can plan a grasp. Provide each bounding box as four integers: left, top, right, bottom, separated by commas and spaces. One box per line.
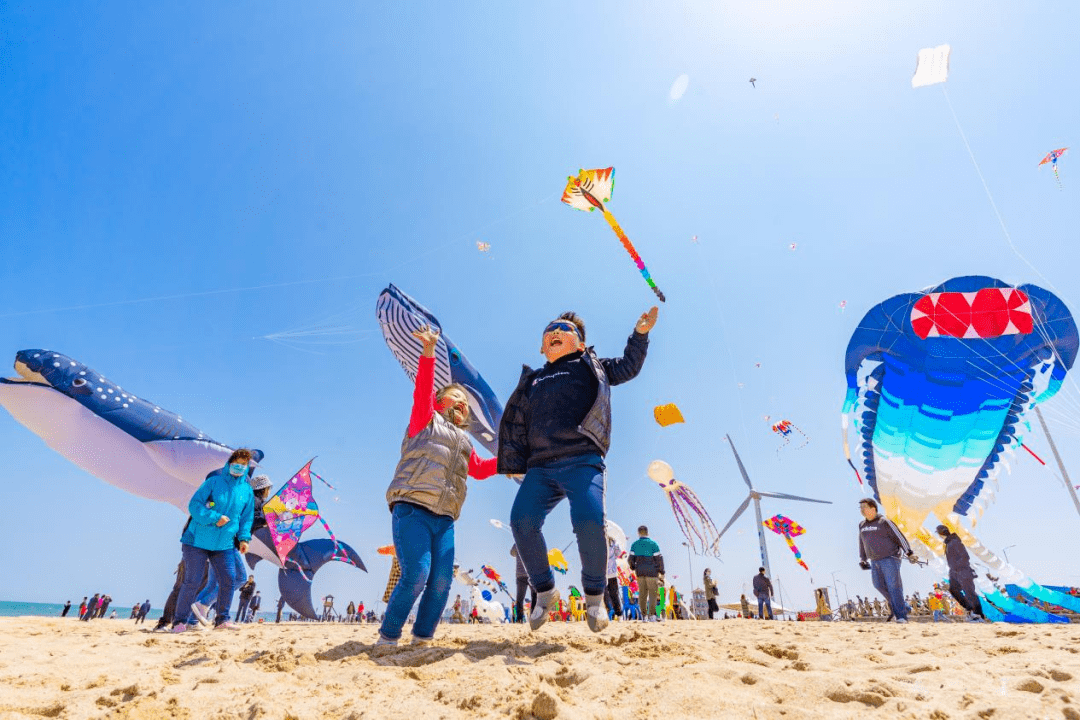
190, 473, 274, 627
377, 327, 498, 647
170, 448, 256, 633
500, 307, 658, 634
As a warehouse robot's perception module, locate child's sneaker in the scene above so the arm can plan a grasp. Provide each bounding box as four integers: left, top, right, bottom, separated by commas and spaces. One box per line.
584, 594, 608, 633
375, 634, 398, 647
411, 636, 433, 647
529, 589, 561, 631
170, 623, 189, 634
214, 621, 241, 631
190, 602, 211, 627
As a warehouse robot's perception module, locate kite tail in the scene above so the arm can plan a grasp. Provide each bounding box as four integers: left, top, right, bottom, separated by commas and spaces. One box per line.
842, 415, 865, 487
601, 210, 666, 302
311, 472, 337, 491
316, 516, 362, 571
1019, 442, 1046, 466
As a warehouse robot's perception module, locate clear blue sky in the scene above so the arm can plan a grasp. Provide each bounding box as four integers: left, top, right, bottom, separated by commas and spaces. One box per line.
2, 1, 1079, 612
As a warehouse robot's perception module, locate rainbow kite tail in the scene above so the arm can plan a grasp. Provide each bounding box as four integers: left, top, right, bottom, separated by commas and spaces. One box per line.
601, 210, 666, 302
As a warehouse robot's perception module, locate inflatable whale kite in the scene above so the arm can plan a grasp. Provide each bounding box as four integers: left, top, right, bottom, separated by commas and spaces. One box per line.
0, 349, 365, 619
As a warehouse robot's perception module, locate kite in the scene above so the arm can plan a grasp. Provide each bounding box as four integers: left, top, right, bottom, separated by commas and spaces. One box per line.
844, 275, 1080, 622
691, 235, 699, 244
0, 349, 366, 621
561, 167, 666, 302
377, 284, 503, 454
481, 565, 509, 594
548, 548, 569, 574
771, 419, 810, 453
647, 460, 722, 556
653, 403, 685, 427
264, 459, 362, 580
489, 518, 511, 533
1039, 148, 1068, 189
476, 241, 491, 252
789, 243, 797, 251
749, 78, 757, 88
911, 44, 951, 88
763, 514, 809, 571
377, 544, 396, 556
839, 300, 847, 313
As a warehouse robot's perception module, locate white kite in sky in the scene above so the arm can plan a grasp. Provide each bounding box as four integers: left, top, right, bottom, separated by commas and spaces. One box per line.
912, 44, 951, 88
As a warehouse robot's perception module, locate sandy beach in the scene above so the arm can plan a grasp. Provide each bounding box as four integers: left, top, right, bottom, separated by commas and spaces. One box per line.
0, 617, 1076, 719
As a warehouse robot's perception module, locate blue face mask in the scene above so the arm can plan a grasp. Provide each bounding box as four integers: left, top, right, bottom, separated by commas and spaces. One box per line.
228, 463, 247, 477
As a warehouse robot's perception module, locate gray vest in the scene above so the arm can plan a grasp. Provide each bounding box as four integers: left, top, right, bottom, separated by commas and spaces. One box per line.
386, 412, 472, 521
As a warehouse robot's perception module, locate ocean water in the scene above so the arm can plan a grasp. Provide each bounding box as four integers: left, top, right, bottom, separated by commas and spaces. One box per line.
0, 600, 278, 622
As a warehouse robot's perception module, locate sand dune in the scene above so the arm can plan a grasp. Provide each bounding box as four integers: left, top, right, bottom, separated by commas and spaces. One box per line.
0, 617, 1076, 719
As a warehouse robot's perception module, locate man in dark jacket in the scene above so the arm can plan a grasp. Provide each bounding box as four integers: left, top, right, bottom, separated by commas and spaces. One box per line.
752, 567, 774, 619
500, 307, 658, 634
629, 526, 664, 621
236, 576, 257, 622
858, 498, 917, 623
60, 600, 71, 617
936, 525, 985, 621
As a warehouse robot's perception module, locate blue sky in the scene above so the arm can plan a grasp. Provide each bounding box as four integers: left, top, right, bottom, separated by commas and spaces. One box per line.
2, 1, 1079, 613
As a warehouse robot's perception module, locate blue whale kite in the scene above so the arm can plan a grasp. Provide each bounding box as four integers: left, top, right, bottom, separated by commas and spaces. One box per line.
843, 276, 1080, 622
0, 349, 365, 619
376, 284, 503, 455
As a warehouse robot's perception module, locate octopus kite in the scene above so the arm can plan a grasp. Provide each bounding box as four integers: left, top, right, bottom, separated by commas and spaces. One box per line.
647, 460, 721, 556
844, 275, 1080, 623
561, 167, 666, 302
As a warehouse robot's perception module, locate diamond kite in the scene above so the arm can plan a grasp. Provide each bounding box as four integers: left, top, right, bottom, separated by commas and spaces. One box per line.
1039, 148, 1068, 189
763, 514, 809, 571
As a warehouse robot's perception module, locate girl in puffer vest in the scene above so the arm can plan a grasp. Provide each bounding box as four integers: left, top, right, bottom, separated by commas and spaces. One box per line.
378, 326, 497, 646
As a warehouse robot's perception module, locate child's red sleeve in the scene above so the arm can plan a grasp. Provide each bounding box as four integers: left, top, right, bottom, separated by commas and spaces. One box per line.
468, 452, 497, 480
407, 356, 437, 438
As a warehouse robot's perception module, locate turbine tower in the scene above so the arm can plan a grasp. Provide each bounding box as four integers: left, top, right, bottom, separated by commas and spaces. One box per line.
718, 434, 832, 580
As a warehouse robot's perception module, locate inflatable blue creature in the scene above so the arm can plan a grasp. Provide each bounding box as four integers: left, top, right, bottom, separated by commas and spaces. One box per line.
0, 349, 364, 619
843, 277, 1080, 622
376, 284, 503, 454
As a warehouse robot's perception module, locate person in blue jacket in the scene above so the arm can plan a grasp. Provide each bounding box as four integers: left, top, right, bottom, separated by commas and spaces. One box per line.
171, 448, 256, 633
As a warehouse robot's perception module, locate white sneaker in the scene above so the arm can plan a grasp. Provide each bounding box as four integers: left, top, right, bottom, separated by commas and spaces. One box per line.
895, 618, 908, 624
190, 603, 211, 627
375, 634, 398, 647
585, 595, 608, 633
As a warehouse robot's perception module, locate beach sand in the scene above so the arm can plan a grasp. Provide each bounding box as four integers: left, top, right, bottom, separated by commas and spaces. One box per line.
0, 617, 1077, 719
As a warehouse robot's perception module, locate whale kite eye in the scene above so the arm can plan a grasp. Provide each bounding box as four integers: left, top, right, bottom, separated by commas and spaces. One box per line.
72, 378, 87, 388
450, 349, 461, 365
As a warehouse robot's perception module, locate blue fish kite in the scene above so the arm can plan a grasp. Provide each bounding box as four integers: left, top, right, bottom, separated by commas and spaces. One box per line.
843, 276, 1080, 622
376, 284, 503, 454
0, 349, 365, 620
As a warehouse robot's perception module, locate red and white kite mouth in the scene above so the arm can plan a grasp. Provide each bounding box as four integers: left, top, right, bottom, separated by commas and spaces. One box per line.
911, 288, 1033, 339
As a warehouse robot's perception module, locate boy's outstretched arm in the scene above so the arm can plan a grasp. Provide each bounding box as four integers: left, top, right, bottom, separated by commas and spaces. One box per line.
602, 307, 658, 386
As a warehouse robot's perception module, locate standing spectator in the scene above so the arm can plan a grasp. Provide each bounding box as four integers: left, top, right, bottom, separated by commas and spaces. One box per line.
248, 591, 262, 622
346, 601, 356, 622
236, 576, 257, 622
740, 593, 751, 618
602, 536, 622, 621
77, 597, 88, 619
629, 525, 664, 622
451, 595, 465, 623
929, 588, 946, 622
81, 594, 99, 621
936, 525, 986, 621
109, 610, 118, 619
511, 544, 537, 623
752, 568, 774, 620
60, 600, 72, 617
136, 600, 151, 624
276, 596, 286, 624
130, 605, 140, 619
703, 569, 719, 620
857, 498, 916, 624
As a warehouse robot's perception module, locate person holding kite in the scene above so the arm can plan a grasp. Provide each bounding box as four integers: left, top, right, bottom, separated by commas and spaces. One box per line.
499, 307, 658, 633
378, 326, 498, 647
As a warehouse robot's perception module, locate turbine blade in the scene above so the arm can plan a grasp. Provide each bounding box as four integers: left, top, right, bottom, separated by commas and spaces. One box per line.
718, 496, 752, 538
757, 491, 833, 504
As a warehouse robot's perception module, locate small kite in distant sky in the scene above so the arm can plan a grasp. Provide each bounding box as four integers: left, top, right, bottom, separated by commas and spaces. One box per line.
789, 242, 797, 251
669, 74, 690, 102
562, 167, 666, 302
1039, 148, 1068, 189
839, 300, 847, 312
749, 78, 757, 88
476, 241, 491, 252
771, 419, 810, 453
912, 44, 951, 88
653, 403, 685, 427
691, 235, 699, 244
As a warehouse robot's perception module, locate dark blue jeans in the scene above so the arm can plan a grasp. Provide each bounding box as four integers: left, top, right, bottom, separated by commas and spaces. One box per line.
870, 556, 908, 619
174, 544, 236, 627
510, 453, 606, 596
186, 549, 246, 624
379, 503, 455, 641
756, 593, 773, 619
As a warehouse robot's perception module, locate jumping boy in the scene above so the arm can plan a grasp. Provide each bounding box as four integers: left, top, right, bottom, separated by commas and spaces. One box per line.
500, 307, 658, 633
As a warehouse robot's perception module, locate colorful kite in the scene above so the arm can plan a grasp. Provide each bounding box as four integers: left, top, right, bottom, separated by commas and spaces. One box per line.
476, 241, 491, 252
771, 419, 809, 453
1039, 148, 1068, 189
481, 565, 508, 594
548, 547, 569, 574
561, 167, 666, 302
763, 514, 809, 571
376, 544, 396, 556
844, 275, 1080, 623
264, 459, 360, 577
653, 403, 685, 427
647, 460, 721, 556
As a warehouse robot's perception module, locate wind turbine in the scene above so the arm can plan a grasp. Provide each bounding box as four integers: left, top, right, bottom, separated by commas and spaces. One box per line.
718, 434, 832, 580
